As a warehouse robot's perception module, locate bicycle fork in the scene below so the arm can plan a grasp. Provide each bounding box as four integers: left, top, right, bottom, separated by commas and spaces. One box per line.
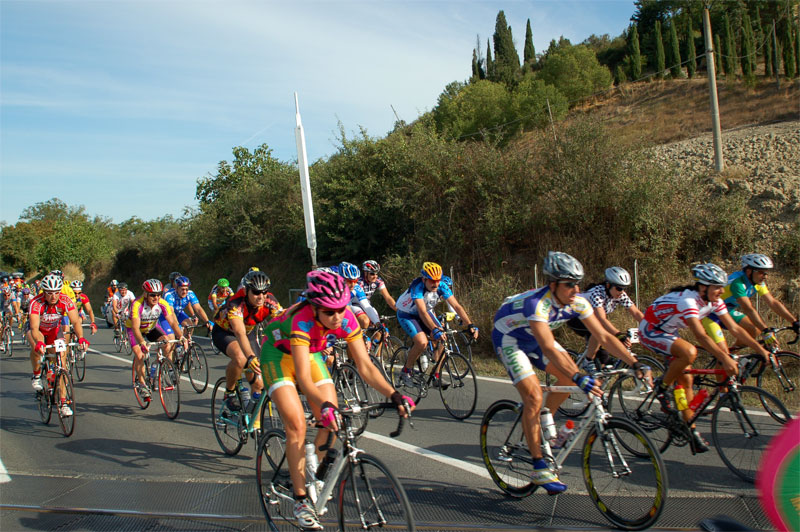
598, 423, 633, 479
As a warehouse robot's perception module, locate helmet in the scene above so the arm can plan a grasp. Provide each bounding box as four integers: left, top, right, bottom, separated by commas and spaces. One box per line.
305, 270, 351, 308
22, 288, 31, 295
741, 253, 773, 270
110, 279, 118, 286
604, 267, 631, 287
175, 276, 191, 287
12, 272, 23, 279
51, 269, 64, 278
243, 270, 271, 291
692, 263, 728, 286
169, 271, 182, 283
543, 251, 584, 281
248, 266, 260, 272
217, 278, 230, 288
118, 282, 128, 290
339, 262, 361, 280
41, 274, 64, 292
362, 260, 380, 273
142, 279, 164, 294
316, 266, 336, 274
70, 280, 83, 290
420, 262, 442, 281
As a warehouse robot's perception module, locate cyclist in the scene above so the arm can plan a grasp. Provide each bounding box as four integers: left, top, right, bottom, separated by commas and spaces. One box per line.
26, 274, 89, 416
69, 281, 98, 336
338, 261, 380, 330
164, 276, 212, 332
127, 279, 187, 399
207, 278, 234, 314
702, 253, 799, 348
566, 266, 644, 371
639, 263, 772, 452
213, 270, 280, 411
492, 251, 646, 494
166, 271, 183, 291
15, 288, 34, 329
395, 262, 478, 386
113, 283, 136, 335
359, 260, 397, 312
257, 270, 413, 530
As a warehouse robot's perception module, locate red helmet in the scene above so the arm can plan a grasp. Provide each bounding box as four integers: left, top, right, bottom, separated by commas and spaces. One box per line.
142, 279, 163, 294
304, 271, 350, 308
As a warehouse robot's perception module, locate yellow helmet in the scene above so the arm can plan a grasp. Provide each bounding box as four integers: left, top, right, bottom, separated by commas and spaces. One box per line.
248, 266, 260, 272
420, 262, 442, 281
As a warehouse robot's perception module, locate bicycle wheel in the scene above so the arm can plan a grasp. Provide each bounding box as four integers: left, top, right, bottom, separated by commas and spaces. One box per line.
712, 385, 791, 483
113, 330, 122, 352
256, 428, 291, 526
370, 330, 402, 373
132, 362, 151, 409
336, 453, 415, 531
187, 344, 209, 393
365, 355, 387, 418
583, 417, 668, 530
438, 351, 477, 420
607, 369, 672, 454
158, 357, 180, 419
72, 347, 86, 382
335, 363, 370, 436
260, 396, 284, 431
389, 347, 424, 404
3, 326, 12, 357
38, 370, 53, 424
211, 377, 244, 455
757, 351, 799, 417
452, 330, 473, 364
55, 369, 76, 437
479, 399, 535, 498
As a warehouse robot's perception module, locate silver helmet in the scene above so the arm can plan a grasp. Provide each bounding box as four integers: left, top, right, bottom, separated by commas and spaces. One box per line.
604, 266, 631, 287
692, 263, 728, 286
543, 251, 584, 281
741, 253, 773, 270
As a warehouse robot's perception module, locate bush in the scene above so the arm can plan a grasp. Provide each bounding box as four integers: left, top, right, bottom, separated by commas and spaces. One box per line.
537, 44, 613, 104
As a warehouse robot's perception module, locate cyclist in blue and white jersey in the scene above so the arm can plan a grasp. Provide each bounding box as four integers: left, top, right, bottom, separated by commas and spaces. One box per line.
396, 262, 478, 386
164, 276, 212, 332
338, 262, 381, 330
492, 252, 646, 494
358, 260, 397, 313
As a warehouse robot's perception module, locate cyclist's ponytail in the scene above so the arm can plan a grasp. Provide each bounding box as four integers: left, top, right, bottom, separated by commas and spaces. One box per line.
667, 284, 696, 293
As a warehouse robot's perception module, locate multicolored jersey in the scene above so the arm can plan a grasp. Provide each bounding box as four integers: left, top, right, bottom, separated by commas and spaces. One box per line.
18, 293, 34, 312
113, 291, 136, 318
124, 295, 174, 333
213, 288, 282, 334
643, 289, 728, 334
581, 284, 634, 315
107, 286, 118, 299
164, 288, 200, 313
721, 270, 769, 310
396, 277, 454, 317
261, 302, 362, 359
208, 285, 234, 305
29, 293, 76, 333
61, 284, 76, 303
358, 276, 386, 300
493, 286, 594, 342
74, 293, 90, 311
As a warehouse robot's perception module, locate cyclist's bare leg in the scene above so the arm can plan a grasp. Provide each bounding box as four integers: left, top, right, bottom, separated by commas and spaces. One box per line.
730, 315, 759, 348
543, 362, 573, 414
272, 385, 316, 496
404, 331, 428, 370
515, 373, 545, 457
224, 341, 247, 391
27, 331, 42, 373
664, 338, 697, 422
133, 344, 148, 385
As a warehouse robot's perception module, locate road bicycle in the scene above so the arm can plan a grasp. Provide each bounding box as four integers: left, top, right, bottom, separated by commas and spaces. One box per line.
327, 340, 372, 434
608, 364, 792, 482
1, 313, 13, 357
364, 315, 404, 377
36, 338, 78, 437
175, 323, 209, 393
64, 324, 88, 382
113, 319, 132, 355
256, 402, 415, 531
480, 377, 668, 530
389, 325, 478, 419
131, 338, 181, 419
211, 375, 283, 456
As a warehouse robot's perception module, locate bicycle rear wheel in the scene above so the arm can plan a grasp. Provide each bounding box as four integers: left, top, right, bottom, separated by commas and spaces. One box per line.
712, 385, 791, 483
72, 347, 86, 382
452, 330, 473, 365
158, 357, 180, 419
211, 377, 244, 455
757, 351, 799, 417
607, 369, 672, 454
335, 363, 370, 436
55, 369, 75, 437
187, 344, 209, 393
259, 396, 284, 431
336, 453, 415, 531
255, 428, 292, 526
389, 347, 424, 404
438, 351, 477, 420
582, 417, 668, 530
479, 399, 535, 498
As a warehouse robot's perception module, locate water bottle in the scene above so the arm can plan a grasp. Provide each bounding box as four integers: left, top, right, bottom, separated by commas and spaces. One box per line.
238, 380, 251, 405
316, 448, 339, 482
420, 353, 429, 372
246, 391, 261, 414
688, 388, 709, 411
46, 369, 55, 386
304, 442, 319, 480
540, 407, 557, 440
149, 363, 157, 380
553, 420, 575, 448
673, 385, 688, 411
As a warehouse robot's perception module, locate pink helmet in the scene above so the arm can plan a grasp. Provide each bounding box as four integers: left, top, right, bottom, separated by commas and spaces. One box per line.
304, 270, 350, 308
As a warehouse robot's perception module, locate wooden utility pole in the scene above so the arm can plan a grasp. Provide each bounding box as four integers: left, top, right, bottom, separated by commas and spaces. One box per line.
703, 6, 724, 172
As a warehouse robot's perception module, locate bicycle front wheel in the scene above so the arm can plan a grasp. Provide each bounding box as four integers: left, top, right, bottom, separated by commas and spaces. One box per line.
583, 417, 668, 530
3, 326, 13, 357
211, 377, 244, 455
113, 331, 122, 352
336, 453, 415, 531
255, 428, 292, 526
55, 369, 76, 437
187, 344, 209, 393
712, 385, 791, 483
158, 358, 180, 419
335, 363, 370, 436
132, 363, 151, 410
38, 373, 52, 424
479, 399, 535, 498
757, 351, 799, 417
438, 351, 477, 420
72, 347, 86, 382
607, 370, 672, 454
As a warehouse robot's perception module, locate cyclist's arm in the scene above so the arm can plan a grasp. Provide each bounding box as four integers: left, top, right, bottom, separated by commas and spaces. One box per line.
131, 314, 146, 346
762, 293, 798, 325
717, 312, 771, 359
414, 298, 439, 332
191, 302, 210, 324
228, 317, 257, 361
28, 313, 44, 345
627, 303, 645, 322
165, 311, 184, 341
530, 320, 581, 377
581, 313, 637, 366
736, 296, 768, 331
67, 308, 84, 341
444, 295, 477, 339
83, 301, 97, 327
592, 306, 620, 336
378, 286, 397, 311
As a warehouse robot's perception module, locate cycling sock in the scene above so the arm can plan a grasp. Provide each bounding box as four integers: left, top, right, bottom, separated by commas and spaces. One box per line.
294, 493, 307, 502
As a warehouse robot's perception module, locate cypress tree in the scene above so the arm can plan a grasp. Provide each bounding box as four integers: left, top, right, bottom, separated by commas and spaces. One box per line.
655, 20, 666, 78
686, 17, 697, 78
723, 13, 736, 76
795, 22, 800, 77
629, 24, 642, 80
765, 20, 774, 77
492, 10, 521, 86
471, 48, 480, 81
741, 12, 755, 82
485, 38, 494, 80
524, 19, 536, 70
754, 5, 764, 75
615, 64, 627, 85
714, 33, 723, 76
668, 19, 683, 78
783, 22, 796, 78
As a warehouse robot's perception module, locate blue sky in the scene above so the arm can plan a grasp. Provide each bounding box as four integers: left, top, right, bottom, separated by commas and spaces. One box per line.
1, 0, 635, 225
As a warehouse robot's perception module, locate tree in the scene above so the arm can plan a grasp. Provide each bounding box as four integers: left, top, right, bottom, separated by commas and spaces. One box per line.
741, 11, 755, 83
655, 20, 666, 78
783, 21, 796, 78
765, 20, 774, 77
537, 44, 613, 104
686, 17, 697, 78
668, 19, 683, 77
524, 19, 536, 70
485, 39, 494, 80
629, 25, 642, 79
471, 48, 480, 81
714, 33, 723, 75
723, 12, 736, 76
615, 64, 627, 84
491, 10, 521, 86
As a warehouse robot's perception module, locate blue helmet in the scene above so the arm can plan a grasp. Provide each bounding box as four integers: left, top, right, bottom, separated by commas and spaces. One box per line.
175, 276, 191, 287
338, 262, 360, 280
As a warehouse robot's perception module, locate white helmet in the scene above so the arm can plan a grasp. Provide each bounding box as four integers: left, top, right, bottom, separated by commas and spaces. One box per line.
70, 280, 83, 290
41, 273, 64, 292
604, 267, 631, 287
741, 253, 773, 270
692, 263, 728, 286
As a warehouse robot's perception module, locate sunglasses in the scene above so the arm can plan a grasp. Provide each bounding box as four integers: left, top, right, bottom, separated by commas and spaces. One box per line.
147, 292, 162, 298
319, 307, 347, 317
558, 281, 579, 288
250, 289, 268, 296
613, 285, 626, 291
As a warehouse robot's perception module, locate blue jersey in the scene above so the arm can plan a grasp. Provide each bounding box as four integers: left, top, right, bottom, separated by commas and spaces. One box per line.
396, 277, 454, 317
164, 288, 200, 313
493, 286, 593, 344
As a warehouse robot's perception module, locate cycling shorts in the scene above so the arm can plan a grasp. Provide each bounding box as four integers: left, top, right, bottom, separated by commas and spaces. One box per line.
701, 315, 730, 345
638, 321, 681, 356
566, 317, 591, 338
212, 325, 259, 357
492, 329, 564, 384
125, 326, 167, 347
61, 316, 70, 326
261, 351, 333, 397
397, 310, 441, 338
25, 325, 64, 348
176, 310, 192, 324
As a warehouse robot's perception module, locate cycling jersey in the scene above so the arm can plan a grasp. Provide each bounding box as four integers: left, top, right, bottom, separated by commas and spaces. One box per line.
358, 277, 386, 300
124, 295, 174, 333
396, 277, 454, 317
107, 286, 118, 299
207, 285, 233, 308
29, 293, 76, 334
61, 284, 76, 303
642, 289, 728, 335
113, 291, 136, 319
581, 284, 633, 315
213, 288, 281, 334
348, 283, 380, 324
74, 293, 90, 312
164, 288, 201, 322
721, 270, 769, 310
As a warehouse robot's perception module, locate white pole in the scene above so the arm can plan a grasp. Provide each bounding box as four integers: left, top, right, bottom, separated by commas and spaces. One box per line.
634, 259, 640, 309
295, 93, 317, 269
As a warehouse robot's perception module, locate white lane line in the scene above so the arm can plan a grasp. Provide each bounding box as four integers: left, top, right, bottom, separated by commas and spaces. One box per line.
87, 348, 206, 392
0, 456, 11, 483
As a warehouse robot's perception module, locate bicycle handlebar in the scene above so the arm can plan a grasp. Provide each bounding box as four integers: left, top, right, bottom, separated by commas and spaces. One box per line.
318, 401, 411, 451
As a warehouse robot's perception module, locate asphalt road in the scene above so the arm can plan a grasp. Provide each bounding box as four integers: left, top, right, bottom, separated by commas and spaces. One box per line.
0, 324, 773, 531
